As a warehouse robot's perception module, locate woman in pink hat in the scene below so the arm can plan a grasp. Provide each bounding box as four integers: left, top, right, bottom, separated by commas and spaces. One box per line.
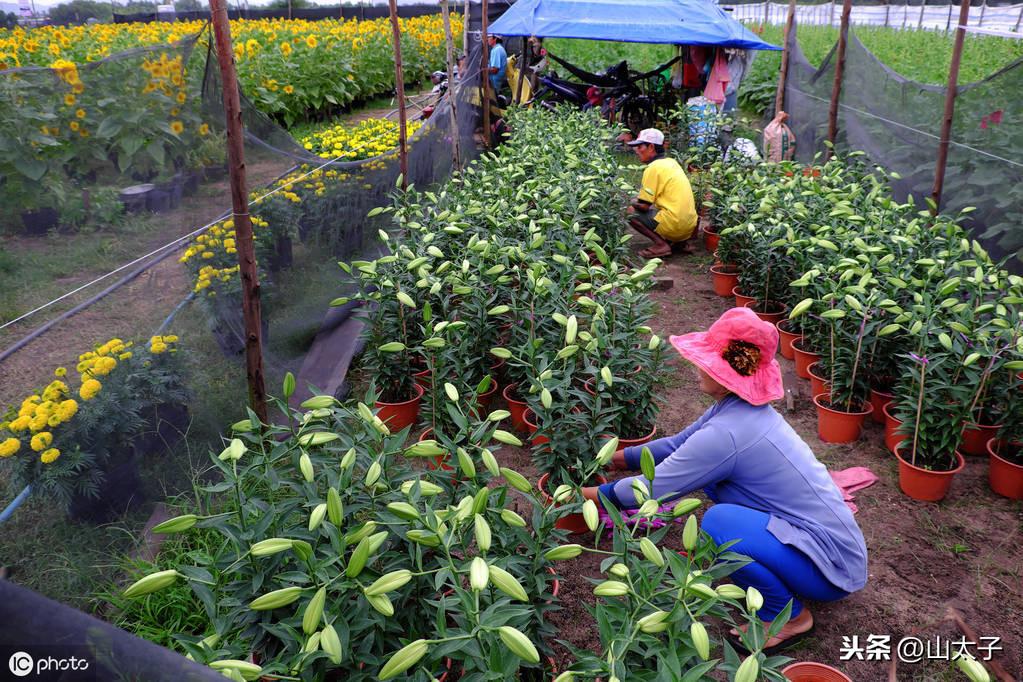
582, 307, 868, 653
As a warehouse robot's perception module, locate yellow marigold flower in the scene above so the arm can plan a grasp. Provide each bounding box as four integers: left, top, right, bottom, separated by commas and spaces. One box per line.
151, 342, 168, 354
55, 367, 67, 377
29, 414, 49, 433
48, 414, 63, 428
80, 379, 102, 401
76, 108, 86, 119
170, 120, 184, 135
283, 85, 294, 94
9, 416, 30, 432
0, 438, 20, 458
30, 431, 53, 452
58, 400, 78, 421
40, 448, 61, 464
119, 352, 132, 360
164, 335, 179, 343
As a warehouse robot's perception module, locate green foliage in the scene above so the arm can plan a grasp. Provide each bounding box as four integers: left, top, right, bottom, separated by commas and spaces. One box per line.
48, 0, 113, 24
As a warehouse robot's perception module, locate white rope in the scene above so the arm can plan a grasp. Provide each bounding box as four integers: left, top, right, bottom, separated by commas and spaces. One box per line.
0, 129, 403, 332
795, 89, 1023, 170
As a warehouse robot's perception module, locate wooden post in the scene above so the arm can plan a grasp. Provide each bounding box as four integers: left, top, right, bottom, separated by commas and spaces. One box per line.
208, 0, 268, 426
917, 0, 926, 29
763, 0, 770, 27
946, 2, 953, 32
441, 0, 461, 172
387, 0, 408, 189
885, 1, 891, 27
931, 0, 972, 211
774, 0, 798, 117
1015, 3, 1023, 32
829, 0, 836, 26
827, 0, 852, 157
979, 0, 987, 26
481, 0, 492, 147
464, 0, 470, 55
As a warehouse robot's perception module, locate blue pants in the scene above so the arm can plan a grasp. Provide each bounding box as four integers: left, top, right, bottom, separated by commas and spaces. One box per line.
701, 503, 850, 621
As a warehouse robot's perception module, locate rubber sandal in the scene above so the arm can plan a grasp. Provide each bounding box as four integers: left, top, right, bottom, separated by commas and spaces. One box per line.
639, 246, 671, 259
727, 624, 816, 656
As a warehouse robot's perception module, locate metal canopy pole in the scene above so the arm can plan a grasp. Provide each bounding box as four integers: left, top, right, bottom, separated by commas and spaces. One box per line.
208, 0, 268, 426
931, 0, 973, 211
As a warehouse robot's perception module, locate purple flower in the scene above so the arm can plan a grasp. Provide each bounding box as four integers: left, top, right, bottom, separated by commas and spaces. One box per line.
910, 352, 929, 365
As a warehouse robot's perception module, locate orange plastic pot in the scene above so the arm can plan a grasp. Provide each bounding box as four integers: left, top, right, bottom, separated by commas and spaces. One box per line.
775, 319, 800, 360
523, 408, 548, 446
744, 300, 789, 325
894, 443, 965, 502
374, 382, 425, 432
987, 440, 1023, 500
782, 662, 851, 681
710, 264, 739, 297
807, 362, 831, 401
882, 402, 907, 455
538, 472, 608, 535
503, 383, 529, 433
813, 394, 872, 444
960, 421, 1002, 457
413, 366, 432, 389
702, 224, 720, 252
791, 339, 821, 380
732, 287, 755, 309
476, 377, 500, 413
869, 387, 893, 425
615, 425, 658, 449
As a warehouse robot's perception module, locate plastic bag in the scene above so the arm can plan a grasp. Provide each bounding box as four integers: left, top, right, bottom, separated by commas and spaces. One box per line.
725, 137, 761, 166
763, 111, 796, 162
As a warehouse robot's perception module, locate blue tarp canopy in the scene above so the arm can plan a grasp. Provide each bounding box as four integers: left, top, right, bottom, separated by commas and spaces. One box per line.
489, 0, 780, 50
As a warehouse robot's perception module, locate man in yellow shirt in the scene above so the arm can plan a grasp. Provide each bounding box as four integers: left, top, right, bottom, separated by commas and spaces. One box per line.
626, 128, 698, 258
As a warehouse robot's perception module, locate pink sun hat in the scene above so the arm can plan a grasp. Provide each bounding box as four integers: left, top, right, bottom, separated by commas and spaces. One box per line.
668, 307, 784, 406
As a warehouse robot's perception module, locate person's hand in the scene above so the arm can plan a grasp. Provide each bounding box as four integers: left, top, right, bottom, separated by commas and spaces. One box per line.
626, 204, 636, 215
580, 486, 600, 503
610, 449, 629, 471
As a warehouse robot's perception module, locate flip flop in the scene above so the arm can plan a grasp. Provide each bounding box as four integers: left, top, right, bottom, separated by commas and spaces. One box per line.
639, 246, 672, 259
727, 624, 816, 656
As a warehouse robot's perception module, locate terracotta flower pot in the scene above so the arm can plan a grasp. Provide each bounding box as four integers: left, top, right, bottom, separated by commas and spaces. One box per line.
882, 402, 907, 455
523, 408, 548, 446
702, 224, 720, 252
476, 376, 500, 413
791, 338, 821, 380
869, 387, 893, 425
374, 382, 425, 432
813, 394, 872, 444
413, 366, 432, 389
807, 362, 831, 401
987, 440, 1023, 500
894, 443, 966, 502
709, 264, 739, 297
615, 425, 658, 449
960, 420, 1002, 457
732, 287, 755, 309
782, 662, 851, 682
775, 319, 800, 360
538, 471, 608, 535
503, 383, 529, 433
744, 300, 789, 325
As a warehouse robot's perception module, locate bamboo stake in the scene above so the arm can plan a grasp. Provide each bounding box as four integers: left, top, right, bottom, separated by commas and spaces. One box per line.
763, 0, 770, 27
826, 0, 852, 156
208, 0, 268, 426
481, 0, 492, 147
441, 0, 461, 172
931, 0, 972, 211
387, 0, 408, 190
774, 0, 798, 116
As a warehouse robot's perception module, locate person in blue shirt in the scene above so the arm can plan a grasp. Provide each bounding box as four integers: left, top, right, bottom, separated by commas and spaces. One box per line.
582, 307, 868, 653
488, 34, 508, 95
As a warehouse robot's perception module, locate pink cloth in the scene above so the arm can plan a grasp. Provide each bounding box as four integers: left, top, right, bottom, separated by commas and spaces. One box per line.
703, 51, 731, 106
829, 466, 878, 514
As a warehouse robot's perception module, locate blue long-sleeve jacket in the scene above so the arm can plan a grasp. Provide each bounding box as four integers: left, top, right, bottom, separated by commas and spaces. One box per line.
598, 395, 868, 593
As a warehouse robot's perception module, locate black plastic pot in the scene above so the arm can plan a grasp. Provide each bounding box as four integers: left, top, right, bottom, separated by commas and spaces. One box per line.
146, 187, 172, 213
119, 184, 155, 214
182, 170, 201, 196
20, 207, 59, 236
68, 450, 145, 524
155, 176, 183, 210
268, 234, 293, 272
203, 163, 228, 182
133, 402, 190, 456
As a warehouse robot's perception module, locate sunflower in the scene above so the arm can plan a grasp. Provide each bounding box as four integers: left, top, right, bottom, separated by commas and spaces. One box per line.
176, 91, 186, 104
70, 121, 80, 131
75, 108, 86, 119
170, 120, 184, 135
283, 84, 294, 94
63, 93, 76, 106
305, 35, 318, 49
199, 123, 210, 136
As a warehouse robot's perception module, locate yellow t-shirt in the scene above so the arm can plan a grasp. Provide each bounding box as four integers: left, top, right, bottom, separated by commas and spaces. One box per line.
638, 157, 697, 241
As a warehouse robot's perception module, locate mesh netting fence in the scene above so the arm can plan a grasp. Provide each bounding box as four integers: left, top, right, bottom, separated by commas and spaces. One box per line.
784, 22, 1023, 272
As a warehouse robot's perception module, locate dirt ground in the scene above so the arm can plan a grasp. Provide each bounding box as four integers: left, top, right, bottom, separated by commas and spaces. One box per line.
488, 242, 1023, 681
